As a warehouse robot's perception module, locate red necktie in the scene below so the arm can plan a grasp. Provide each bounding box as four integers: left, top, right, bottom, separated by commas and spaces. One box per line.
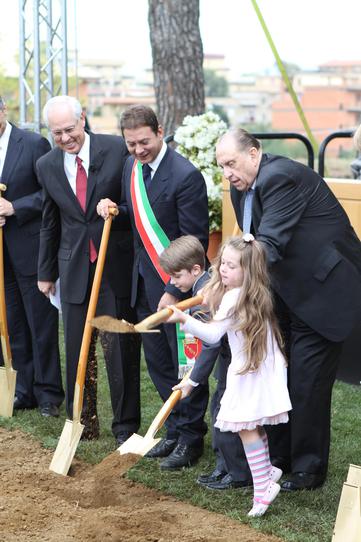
75, 156, 97, 262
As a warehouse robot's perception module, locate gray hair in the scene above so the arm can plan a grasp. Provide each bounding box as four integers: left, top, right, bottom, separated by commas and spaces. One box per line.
0, 96, 5, 109
42, 95, 82, 126
218, 128, 261, 153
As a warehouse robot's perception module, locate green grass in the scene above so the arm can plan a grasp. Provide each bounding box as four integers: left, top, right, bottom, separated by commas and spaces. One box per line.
1, 327, 360, 542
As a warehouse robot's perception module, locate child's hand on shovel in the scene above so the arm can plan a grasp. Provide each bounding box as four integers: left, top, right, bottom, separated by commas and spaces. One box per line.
172, 380, 194, 399
166, 305, 188, 324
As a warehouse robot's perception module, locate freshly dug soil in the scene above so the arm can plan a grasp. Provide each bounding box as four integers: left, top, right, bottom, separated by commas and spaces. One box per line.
0, 428, 282, 542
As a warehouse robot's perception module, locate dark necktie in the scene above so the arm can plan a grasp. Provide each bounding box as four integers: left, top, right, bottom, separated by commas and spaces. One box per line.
75, 156, 97, 262
242, 188, 254, 234
142, 163, 152, 189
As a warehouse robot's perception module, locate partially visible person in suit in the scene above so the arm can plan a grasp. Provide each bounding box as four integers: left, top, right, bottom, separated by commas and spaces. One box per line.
160, 235, 252, 488
36, 95, 139, 443
216, 128, 361, 491
97, 105, 209, 469
82, 107, 91, 132
0, 95, 64, 416
353, 123, 361, 154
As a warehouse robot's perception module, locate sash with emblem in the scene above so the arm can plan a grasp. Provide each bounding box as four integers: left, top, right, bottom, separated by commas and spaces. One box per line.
130, 159, 202, 376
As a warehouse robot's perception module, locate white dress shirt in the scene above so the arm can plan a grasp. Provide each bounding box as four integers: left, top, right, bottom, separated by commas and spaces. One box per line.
63, 132, 90, 193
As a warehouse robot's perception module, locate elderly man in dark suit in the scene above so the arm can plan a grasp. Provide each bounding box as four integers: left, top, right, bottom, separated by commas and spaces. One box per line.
97, 105, 209, 469
0, 96, 64, 415
216, 127, 361, 490
36, 95, 139, 443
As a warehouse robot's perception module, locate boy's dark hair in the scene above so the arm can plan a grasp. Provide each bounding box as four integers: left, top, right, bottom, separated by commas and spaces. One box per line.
159, 235, 205, 274
120, 105, 159, 135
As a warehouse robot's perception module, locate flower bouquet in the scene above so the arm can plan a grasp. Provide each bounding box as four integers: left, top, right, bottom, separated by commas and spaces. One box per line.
174, 111, 227, 232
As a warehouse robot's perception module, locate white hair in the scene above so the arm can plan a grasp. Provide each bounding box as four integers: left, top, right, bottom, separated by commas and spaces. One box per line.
43, 95, 82, 126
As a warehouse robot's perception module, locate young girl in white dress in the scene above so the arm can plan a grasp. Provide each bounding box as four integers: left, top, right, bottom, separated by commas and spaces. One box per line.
168, 234, 292, 517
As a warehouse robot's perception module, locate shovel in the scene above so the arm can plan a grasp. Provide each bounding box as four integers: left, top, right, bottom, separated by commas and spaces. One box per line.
91, 295, 203, 333
0, 183, 17, 418
49, 208, 118, 476
118, 370, 191, 456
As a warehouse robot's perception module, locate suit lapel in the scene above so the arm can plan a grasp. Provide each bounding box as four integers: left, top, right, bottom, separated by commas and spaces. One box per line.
86, 134, 104, 211
146, 147, 170, 206
1, 125, 23, 185
252, 188, 262, 232
231, 186, 246, 230
54, 148, 85, 213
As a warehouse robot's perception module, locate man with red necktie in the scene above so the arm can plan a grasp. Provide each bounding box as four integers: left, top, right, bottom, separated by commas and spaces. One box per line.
37, 95, 140, 443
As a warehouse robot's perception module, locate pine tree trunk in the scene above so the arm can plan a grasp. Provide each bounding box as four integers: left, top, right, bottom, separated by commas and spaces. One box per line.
148, 0, 205, 136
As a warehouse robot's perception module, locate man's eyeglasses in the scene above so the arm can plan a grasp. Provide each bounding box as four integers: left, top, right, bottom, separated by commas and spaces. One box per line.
51, 122, 79, 139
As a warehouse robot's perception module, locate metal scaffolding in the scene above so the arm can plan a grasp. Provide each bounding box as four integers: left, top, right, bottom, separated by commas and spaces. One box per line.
18, 0, 68, 133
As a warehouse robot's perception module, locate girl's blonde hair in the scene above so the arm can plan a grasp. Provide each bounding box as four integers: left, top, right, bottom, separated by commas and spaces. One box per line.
203, 236, 283, 374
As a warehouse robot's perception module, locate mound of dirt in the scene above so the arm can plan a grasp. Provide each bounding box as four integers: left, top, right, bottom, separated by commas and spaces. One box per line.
0, 428, 282, 542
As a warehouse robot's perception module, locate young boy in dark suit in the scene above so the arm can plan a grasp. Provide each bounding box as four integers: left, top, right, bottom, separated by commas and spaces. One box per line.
159, 235, 251, 485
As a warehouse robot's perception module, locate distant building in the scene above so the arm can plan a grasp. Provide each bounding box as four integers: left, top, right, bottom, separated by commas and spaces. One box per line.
74, 58, 154, 133
72, 55, 361, 153
272, 61, 361, 155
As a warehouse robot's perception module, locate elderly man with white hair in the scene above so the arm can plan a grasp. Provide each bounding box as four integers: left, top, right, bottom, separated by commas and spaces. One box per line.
37, 95, 140, 443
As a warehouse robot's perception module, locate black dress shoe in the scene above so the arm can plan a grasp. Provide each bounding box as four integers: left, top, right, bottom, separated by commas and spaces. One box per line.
13, 396, 36, 410
116, 431, 133, 446
204, 473, 253, 490
281, 472, 325, 491
145, 438, 178, 458
197, 468, 227, 486
271, 456, 291, 474
160, 442, 204, 470
39, 403, 60, 417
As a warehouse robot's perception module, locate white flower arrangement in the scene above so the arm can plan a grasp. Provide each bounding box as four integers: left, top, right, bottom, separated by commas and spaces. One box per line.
174, 111, 227, 232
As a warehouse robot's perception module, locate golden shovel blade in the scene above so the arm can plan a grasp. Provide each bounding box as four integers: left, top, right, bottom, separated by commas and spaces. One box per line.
0, 367, 16, 417
49, 419, 84, 476
117, 433, 161, 456
90, 315, 160, 334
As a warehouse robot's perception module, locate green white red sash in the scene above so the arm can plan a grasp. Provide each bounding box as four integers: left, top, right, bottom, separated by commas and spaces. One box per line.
130, 160, 201, 376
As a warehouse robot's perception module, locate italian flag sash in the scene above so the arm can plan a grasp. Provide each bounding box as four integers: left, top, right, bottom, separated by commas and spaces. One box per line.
130, 160, 201, 376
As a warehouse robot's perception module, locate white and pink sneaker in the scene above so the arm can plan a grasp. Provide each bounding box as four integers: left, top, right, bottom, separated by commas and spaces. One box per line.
269, 466, 283, 483
247, 481, 281, 517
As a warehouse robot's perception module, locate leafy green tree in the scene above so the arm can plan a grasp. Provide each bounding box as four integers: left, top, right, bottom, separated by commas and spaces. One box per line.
209, 104, 229, 125
204, 68, 229, 97
0, 69, 19, 121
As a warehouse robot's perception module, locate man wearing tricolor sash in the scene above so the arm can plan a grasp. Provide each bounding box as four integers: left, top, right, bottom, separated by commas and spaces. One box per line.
97, 105, 209, 469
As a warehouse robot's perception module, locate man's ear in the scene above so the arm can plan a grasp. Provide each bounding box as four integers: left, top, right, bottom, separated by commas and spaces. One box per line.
157, 125, 164, 139
249, 147, 258, 160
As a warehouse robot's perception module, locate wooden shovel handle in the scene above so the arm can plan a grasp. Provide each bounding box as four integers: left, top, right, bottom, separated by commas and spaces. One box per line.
232, 221, 241, 236
72, 208, 118, 421
134, 294, 203, 331
0, 184, 12, 369
145, 370, 192, 439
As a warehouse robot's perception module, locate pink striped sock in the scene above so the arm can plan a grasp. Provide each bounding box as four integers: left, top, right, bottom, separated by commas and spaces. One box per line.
244, 438, 272, 501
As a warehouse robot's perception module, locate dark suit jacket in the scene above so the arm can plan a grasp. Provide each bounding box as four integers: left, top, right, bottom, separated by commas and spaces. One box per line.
2, 124, 51, 275
121, 146, 209, 309
231, 153, 361, 342
37, 132, 131, 304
